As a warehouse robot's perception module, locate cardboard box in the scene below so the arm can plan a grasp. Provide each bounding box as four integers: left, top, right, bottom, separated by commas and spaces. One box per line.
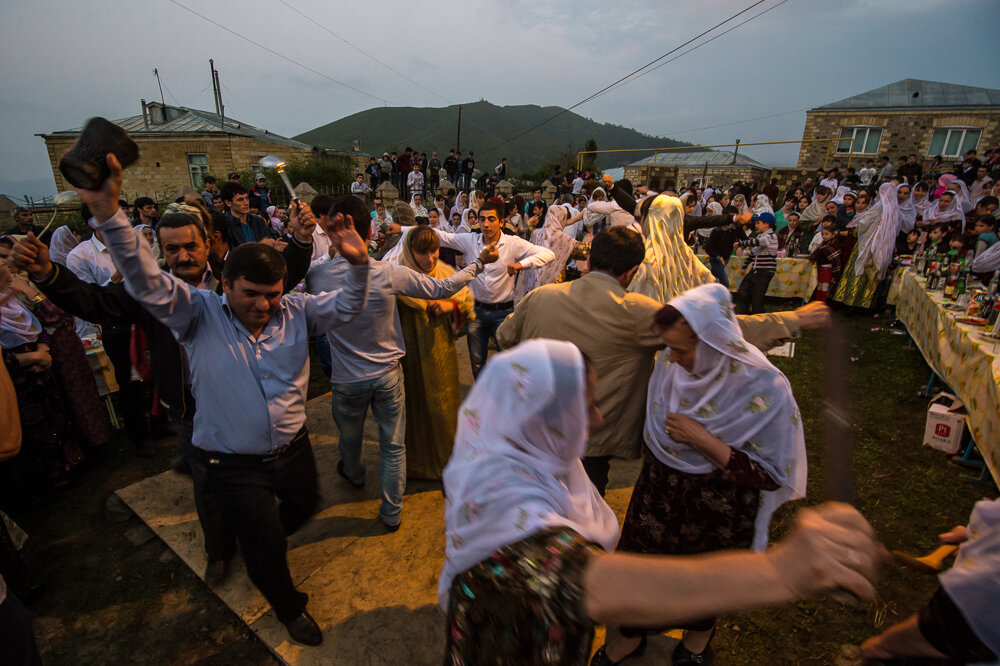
923, 394, 966, 454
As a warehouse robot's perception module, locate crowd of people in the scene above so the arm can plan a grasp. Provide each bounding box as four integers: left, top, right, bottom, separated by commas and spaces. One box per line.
0, 142, 997, 664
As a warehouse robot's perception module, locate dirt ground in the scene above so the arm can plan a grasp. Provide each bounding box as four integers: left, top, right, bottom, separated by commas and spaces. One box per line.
6, 309, 996, 665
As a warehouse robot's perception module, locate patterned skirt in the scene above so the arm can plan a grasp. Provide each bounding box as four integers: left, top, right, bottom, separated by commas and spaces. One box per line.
444, 527, 599, 666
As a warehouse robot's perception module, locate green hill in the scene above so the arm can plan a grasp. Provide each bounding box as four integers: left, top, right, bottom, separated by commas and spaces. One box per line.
294, 100, 699, 175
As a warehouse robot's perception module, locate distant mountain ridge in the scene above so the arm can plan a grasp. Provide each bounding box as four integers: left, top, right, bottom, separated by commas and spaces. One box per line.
294, 100, 698, 175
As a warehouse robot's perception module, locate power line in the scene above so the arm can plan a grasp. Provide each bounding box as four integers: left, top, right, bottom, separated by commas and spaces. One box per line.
274, 0, 451, 105
220, 81, 264, 127
166, 0, 394, 105
482, 0, 774, 153
185, 82, 214, 106
595, 0, 793, 101
662, 106, 811, 137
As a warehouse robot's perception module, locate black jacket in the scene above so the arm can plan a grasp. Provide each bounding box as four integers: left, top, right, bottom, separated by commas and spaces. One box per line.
32, 236, 313, 422
683, 213, 733, 236
705, 225, 740, 261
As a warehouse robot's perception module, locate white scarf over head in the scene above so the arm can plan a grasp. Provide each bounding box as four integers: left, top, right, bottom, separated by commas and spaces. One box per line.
439, 339, 620, 608
923, 193, 966, 227
849, 182, 911, 279
515, 205, 575, 303
644, 283, 807, 550
627, 194, 715, 303
0, 296, 42, 349
753, 194, 774, 215
49, 226, 79, 265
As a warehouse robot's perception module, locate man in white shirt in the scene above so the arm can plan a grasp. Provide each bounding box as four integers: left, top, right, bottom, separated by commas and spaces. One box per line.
407, 164, 425, 200
392, 200, 554, 376
858, 160, 877, 187
571, 173, 585, 195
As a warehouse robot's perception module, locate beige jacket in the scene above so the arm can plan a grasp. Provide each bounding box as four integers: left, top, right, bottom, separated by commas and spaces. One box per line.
496, 271, 801, 460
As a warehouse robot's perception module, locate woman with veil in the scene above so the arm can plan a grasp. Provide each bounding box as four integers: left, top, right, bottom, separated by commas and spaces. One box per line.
831, 182, 914, 310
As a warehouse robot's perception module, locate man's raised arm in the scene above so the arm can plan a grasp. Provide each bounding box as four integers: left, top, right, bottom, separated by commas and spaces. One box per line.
75, 154, 204, 339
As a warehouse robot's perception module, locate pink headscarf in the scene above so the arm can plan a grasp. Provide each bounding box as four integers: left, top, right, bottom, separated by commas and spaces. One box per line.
933, 173, 957, 200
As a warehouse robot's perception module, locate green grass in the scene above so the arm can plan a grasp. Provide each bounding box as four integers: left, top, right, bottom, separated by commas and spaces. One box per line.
710, 306, 995, 664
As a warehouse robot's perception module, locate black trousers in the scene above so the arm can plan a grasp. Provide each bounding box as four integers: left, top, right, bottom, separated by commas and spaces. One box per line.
0, 590, 42, 666
102, 323, 149, 446
177, 419, 236, 563
202, 431, 319, 623
582, 455, 613, 497
735, 269, 774, 315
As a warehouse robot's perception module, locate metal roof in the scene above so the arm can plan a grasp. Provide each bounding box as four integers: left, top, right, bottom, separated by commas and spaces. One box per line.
813, 79, 1000, 111
43, 103, 312, 150
627, 150, 769, 169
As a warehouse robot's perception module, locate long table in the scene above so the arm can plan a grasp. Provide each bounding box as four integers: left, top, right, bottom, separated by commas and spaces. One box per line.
697, 254, 818, 301
894, 269, 1000, 483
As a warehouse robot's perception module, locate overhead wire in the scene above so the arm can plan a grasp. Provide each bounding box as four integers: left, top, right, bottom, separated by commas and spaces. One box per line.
481, 0, 776, 153
274, 0, 451, 104
166, 0, 395, 105
593, 0, 794, 101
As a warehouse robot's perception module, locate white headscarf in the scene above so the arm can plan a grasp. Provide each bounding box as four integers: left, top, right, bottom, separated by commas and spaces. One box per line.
832, 186, 851, 205
515, 205, 576, 303
706, 201, 723, 216
939, 497, 1000, 657
909, 187, 935, 218
644, 283, 807, 550
49, 226, 79, 265
0, 296, 42, 348
923, 191, 966, 227
732, 193, 748, 214
627, 195, 715, 303
950, 180, 974, 213
459, 191, 484, 229
847, 183, 910, 279
409, 196, 428, 218
753, 194, 774, 215
452, 191, 469, 217
439, 339, 620, 608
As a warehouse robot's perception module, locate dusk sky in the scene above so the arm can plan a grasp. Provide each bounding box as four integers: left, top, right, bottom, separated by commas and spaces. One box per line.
2, 0, 998, 200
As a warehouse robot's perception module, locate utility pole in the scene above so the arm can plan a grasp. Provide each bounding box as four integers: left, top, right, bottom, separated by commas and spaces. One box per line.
456, 105, 462, 154
209, 59, 219, 114
209, 59, 225, 128
153, 68, 166, 107
732, 138, 741, 164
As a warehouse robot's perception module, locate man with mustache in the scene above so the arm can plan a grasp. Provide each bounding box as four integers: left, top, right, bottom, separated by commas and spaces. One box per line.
10, 196, 316, 591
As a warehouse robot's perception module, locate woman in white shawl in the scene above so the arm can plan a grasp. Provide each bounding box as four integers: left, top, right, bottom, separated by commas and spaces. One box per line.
451, 190, 469, 218
596, 283, 807, 665
831, 182, 912, 310
441, 338, 878, 666
832, 185, 851, 205
922, 189, 966, 228
950, 179, 974, 214
513, 204, 583, 303
752, 193, 774, 215
627, 194, 715, 303
409, 194, 428, 218
731, 193, 749, 214
48, 226, 80, 265
908, 182, 935, 223
460, 190, 484, 231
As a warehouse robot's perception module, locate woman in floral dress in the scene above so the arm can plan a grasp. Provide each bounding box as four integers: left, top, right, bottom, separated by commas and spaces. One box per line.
594, 283, 807, 666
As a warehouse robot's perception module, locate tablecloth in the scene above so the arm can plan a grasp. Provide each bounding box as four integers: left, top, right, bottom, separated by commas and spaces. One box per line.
894, 269, 1000, 483
697, 254, 818, 300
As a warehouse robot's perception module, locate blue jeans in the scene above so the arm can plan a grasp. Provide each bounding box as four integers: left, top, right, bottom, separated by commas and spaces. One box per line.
708, 257, 729, 289
467, 306, 512, 378
331, 366, 406, 525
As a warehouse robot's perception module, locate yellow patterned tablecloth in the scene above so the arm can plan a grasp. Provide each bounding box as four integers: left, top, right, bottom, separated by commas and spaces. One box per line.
894, 269, 1000, 483
698, 254, 818, 300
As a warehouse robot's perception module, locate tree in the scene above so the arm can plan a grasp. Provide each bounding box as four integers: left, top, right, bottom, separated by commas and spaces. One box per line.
581, 138, 598, 173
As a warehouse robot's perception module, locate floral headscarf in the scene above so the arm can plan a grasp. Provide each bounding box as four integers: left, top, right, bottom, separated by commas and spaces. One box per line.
644, 283, 807, 549
514, 204, 576, 303
627, 195, 715, 303
439, 339, 620, 607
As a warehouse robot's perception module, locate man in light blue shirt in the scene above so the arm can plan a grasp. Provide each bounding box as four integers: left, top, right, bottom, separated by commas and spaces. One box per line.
72, 154, 371, 648
305, 196, 498, 531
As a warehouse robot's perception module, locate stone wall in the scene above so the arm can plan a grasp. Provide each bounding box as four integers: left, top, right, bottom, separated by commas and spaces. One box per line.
796, 108, 1000, 171
43, 133, 313, 202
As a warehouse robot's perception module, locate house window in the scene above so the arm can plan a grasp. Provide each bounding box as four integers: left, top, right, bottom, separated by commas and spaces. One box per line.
927, 128, 981, 158
187, 153, 210, 188
836, 126, 882, 154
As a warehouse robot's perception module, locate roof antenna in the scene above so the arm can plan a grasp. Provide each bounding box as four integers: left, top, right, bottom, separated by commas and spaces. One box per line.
153, 68, 166, 107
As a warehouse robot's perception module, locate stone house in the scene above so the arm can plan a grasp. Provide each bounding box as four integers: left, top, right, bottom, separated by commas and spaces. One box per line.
622, 150, 771, 192
796, 79, 1000, 172
38, 101, 316, 201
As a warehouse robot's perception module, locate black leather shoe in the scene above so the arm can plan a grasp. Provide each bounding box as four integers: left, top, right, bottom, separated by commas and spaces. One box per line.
590, 635, 646, 665
204, 559, 232, 587
337, 460, 364, 489
672, 640, 713, 665
284, 611, 323, 646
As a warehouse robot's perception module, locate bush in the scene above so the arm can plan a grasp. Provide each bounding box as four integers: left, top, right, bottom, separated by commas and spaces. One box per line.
234, 155, 353, 206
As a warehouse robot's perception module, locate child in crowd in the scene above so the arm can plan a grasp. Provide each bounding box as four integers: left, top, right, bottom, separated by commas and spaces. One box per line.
808, 215, 837, 254
895, 229, 921, 257
734, 212, 778, 314
777, 211, 805, 254
972, 215, 998, 256
924, 223, 949, 255
809, 225, 842, 302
